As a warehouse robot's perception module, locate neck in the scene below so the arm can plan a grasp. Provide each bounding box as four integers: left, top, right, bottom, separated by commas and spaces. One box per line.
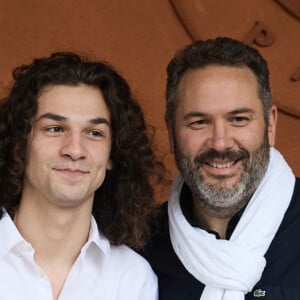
14, 198, 92, 260
192, 198, 244, 240
14, 196, 93, 299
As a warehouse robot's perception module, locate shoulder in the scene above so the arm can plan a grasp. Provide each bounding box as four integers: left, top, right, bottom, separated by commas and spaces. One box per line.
92, 217, 157, 281
293, 177, 300, 194
110, 244, 157, 278
260, 177, 300, 288
285, 177, 300, 214
271, 177, 300, 234
110, 244, 154, 267
108, 244, 158, 299
155, 201, 169, 234
140, 201, 181, 273
142, 201, 170, 256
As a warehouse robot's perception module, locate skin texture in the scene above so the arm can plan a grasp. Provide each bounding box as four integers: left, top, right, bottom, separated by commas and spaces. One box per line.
22, 84, 112, 211
168, 65, 277, 237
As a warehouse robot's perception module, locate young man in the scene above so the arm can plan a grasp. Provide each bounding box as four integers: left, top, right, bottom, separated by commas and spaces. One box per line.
0, 52, 162, 299
143, 37, 300, 299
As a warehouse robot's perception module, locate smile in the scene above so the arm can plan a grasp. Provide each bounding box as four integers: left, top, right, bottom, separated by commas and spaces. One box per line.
208, 161, 236, 169
53, 168, 89, 175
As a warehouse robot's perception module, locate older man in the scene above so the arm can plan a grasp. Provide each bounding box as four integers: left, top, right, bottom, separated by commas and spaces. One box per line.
143, 37, 300, 300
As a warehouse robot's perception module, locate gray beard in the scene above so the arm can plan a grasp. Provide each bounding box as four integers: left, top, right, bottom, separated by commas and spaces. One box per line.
174, 133, 270, 215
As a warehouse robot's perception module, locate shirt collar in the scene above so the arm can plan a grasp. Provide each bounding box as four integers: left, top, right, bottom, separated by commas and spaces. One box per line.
0, 210, 24, 260
0, 210, 111, 260
80, 215, 111, 257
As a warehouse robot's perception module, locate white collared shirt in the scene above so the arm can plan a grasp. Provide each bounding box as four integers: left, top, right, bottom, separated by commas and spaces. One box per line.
0, 212, 158, 299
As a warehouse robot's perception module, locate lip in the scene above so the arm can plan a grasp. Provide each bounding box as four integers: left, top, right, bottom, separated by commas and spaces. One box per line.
53, 168, 89, 177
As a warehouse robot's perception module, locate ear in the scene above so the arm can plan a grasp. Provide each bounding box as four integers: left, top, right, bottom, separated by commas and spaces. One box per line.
165, 117, 175, 153
267, 105, 277, 147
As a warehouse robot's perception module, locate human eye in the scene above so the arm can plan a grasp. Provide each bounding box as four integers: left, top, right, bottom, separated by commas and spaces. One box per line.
39, 125, 64, 137
188, 118, 209, 129
47, 126, 63, 132
86, 129, 105, 138
230, 116, 251, 127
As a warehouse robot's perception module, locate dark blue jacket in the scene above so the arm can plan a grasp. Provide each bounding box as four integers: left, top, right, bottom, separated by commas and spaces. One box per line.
143, 178, 300, 300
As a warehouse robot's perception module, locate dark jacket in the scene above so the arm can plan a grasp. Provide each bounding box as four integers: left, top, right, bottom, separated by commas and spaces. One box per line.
143, 178, 300, 300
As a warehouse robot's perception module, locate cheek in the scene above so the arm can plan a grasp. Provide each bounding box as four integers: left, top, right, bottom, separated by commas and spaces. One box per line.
91, 146, 112, 168
24, 141, 39, 168
25, 139, 57, 176
24, 148, 45, 186
176, 130, 205, 156
234, 127, 266, 153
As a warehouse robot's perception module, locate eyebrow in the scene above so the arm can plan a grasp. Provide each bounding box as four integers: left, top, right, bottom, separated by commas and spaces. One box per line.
225, 108, 255, 116
183, 108, 255, 120
36, 113, 110, 126
183, 112, 207, 120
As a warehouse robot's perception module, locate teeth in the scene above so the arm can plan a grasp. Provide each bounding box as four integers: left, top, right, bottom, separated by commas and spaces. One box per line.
210, 161, 235, 168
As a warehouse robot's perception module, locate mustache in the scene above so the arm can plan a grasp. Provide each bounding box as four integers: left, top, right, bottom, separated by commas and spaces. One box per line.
194, 149, 250, 165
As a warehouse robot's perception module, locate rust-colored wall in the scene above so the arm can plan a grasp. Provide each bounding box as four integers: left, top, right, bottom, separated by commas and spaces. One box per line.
0, 0, 299, 201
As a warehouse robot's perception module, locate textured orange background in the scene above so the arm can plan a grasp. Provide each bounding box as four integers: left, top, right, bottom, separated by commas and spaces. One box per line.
0, 0, 299, 201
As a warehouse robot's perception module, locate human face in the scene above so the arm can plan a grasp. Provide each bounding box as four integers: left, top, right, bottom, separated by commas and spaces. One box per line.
168, 66, 277, 211
23, 84, 112, 209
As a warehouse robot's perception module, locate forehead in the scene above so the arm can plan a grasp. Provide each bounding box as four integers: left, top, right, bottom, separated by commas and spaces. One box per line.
36, 84, 110, 120
176, 65, 262, 114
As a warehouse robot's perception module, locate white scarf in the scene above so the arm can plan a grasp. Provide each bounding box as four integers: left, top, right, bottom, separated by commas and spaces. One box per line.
168, 148, 295, 300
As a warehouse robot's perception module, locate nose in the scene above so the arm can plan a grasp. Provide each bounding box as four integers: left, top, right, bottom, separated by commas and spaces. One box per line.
207, 121, 234, 152
60, 132, 86, 160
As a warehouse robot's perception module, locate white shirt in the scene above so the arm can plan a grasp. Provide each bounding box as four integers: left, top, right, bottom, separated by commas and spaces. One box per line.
0, 212, 158, 300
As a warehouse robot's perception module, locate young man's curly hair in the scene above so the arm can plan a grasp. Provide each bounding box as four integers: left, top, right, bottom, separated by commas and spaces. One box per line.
0, 52, 165, 249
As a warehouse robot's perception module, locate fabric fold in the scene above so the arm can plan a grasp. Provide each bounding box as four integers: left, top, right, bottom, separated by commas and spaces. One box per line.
168, 148, 295, 300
